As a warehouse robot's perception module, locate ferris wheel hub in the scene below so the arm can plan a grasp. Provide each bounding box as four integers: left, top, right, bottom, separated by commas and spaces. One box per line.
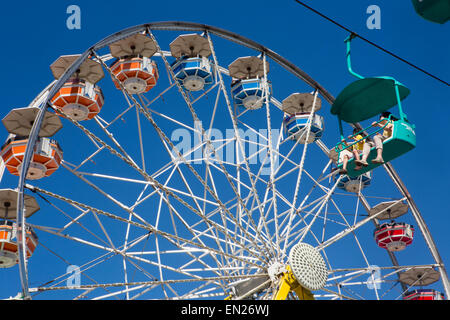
62, 104, 90, 121
267, 261, 287, 283
183, 75, 205, 91
289, 243, 328, 291
124, 78, 148, 94
0, 251, 17, 268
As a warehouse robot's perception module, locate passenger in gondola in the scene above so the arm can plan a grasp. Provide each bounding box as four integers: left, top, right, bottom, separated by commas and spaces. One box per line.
349, 128, 365, 171
339, 128, 364, 174
338, 145, 352, 175
358, 111, 397, 166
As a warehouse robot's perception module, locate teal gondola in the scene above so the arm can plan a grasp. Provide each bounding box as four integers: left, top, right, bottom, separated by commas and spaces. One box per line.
411, 0, 450, 24
332, 34, 416, 178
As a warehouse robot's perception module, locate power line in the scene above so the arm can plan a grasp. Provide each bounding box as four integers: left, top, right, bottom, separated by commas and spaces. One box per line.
293, 0, 449, 87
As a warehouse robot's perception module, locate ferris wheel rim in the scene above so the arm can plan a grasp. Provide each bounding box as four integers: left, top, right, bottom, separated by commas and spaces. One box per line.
10, 21, 449, 300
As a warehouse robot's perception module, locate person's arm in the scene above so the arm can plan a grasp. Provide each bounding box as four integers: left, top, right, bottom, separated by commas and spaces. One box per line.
372, 119, 386, 127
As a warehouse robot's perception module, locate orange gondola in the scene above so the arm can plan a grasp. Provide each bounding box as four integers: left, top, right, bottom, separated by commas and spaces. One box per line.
0, 135, 63, 180
110, 55, 159, 94
51, 79, 104, 121
0, 222, 38, 268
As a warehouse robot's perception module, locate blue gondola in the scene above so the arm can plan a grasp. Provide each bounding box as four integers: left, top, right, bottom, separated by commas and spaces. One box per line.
282, 93, 324, 144
283, 113, 324, 144
336, 171, 372, 193
228, 56, 270, 110
169, 34, 214, 92
231, 78, 268, 110
171, 56, 214, 92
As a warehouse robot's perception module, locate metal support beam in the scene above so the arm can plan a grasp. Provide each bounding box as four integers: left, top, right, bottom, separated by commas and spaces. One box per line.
274, 266, 314, 300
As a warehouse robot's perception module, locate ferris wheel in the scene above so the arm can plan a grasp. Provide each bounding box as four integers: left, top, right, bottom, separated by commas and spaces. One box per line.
0, 21, 448, 301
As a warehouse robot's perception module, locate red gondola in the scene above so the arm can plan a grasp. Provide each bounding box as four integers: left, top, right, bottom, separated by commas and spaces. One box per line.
403, 289, 444, 300
374, 222, 414, 252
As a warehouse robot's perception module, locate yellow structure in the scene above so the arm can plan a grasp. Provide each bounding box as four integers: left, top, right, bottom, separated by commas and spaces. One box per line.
274, 266, 314, 300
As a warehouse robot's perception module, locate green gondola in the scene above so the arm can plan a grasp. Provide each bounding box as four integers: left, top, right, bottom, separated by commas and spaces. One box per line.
411, 0, 450, 24
332, 35, 416, 178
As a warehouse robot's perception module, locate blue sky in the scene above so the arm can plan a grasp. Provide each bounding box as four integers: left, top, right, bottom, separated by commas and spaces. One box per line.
0, 0, 448, 299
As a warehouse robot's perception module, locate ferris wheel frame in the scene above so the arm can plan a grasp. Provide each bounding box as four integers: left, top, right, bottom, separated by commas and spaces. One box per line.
6, 21, 449, 300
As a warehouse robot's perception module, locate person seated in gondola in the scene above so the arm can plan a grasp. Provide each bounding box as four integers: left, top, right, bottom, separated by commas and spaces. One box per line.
357, 111, 397, 166
350, 128, 365, 171
339, 128, 364, 174
338, 141, 352, 175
